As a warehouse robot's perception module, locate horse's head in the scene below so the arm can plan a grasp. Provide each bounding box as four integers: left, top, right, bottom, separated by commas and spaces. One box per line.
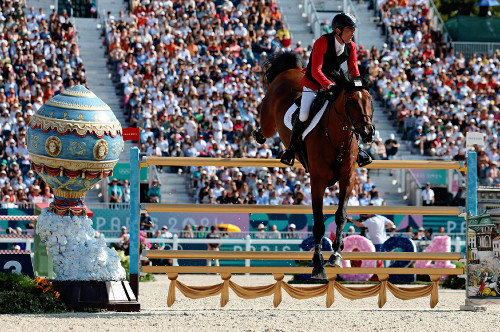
333, 72, 375, 145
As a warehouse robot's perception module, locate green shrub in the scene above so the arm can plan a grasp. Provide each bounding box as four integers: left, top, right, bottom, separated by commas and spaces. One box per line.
442, 262, 466, 289
0, 273, 66, 314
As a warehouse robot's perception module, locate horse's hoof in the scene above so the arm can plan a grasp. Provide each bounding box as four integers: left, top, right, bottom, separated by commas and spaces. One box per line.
327, 253, 342, 268
311, 267, 327, 280
252, 129, 266, 144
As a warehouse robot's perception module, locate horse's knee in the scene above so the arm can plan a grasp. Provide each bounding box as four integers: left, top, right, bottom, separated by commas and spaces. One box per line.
332, 237, 344, 252
335, 211, 346, 223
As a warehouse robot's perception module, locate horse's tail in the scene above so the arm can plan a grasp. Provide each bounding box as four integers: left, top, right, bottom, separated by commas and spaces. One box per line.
262, 52, 304, 89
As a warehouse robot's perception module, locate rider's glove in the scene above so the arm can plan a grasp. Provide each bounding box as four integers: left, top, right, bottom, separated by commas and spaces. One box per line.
327, 83, 341, 99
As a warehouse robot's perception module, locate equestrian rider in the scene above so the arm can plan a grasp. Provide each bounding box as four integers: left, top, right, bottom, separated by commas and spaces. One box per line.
280, 13, 372, 167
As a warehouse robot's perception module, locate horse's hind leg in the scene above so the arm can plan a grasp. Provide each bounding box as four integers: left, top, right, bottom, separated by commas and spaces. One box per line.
310, 177, 328, 279
255, 101, 277, 142
252, 128, 267, 144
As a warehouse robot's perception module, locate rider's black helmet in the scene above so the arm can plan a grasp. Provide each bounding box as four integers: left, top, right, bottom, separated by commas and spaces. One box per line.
332, 13, 357, 32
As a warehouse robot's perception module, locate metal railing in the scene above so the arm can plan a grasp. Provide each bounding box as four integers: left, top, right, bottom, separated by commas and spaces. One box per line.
303, 0, 360, 43
101, 230, 311, 239
0, 236, 33, 251
303, 0, 323, 40
343, 0, 360, 44
403, 169, 423, 206
427, 0, 451, 43
451, 41, 500, 56
400, 167, 462, 207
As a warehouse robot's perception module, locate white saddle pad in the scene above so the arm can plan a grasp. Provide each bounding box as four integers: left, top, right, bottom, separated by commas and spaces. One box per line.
284, 101, 329, 140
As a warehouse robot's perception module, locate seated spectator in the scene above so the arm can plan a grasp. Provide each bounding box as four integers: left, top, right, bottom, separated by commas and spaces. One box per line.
362, 176, 375, 192
161, 225, 173, 239
293, 190, 307, 205
423, 228, 434, 241
348, 190, 360, 206
372, 138, 387, 160
147, 179, 161, 203
384, 134, 400, 158
267, 224, 281, 239
180, 224, 194, 238
269, 191, 281, 205
108, 178, 123, 205
371, 191, 385, 206
359, 192, 371, 206
140, 212, 154, 238
255, 223, 267, 238
41, 186, 54, 203
285, 223, 300, 238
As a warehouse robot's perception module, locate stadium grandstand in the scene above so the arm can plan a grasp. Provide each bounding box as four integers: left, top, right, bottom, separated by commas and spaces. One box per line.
0, 0, 498, 244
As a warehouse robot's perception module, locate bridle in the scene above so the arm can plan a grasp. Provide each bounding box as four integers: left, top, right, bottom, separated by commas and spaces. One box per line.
328, 86, 374, 163
343, 89, 374, 136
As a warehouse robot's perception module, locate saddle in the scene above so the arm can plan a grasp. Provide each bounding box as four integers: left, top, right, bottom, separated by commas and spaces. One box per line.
291, 90, 337, 173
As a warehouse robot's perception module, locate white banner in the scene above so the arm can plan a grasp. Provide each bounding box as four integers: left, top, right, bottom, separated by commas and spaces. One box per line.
466, 132, 485, 149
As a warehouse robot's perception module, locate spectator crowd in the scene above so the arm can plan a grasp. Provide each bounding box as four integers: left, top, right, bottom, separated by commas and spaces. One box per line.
359, 0, 500, 187
104, 0, 386, 207
4, 0, 500, 214
1, 0, 84, 207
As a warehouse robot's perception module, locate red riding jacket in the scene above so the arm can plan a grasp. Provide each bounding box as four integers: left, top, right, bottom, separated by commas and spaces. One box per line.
301, 33, 360, 90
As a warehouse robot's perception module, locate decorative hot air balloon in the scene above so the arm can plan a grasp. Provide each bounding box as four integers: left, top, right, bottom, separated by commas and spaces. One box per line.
27, 85, 123, 216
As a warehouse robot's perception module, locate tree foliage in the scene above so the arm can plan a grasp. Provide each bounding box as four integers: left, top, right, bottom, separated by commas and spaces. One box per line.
435, 0, 500, 20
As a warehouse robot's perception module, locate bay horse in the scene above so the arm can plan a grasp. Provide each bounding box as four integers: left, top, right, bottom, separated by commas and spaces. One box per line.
256, 52, 375, 279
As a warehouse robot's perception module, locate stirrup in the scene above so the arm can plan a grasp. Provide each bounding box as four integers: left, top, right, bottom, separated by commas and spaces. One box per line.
357, 149, 373, 167
280, 149, 295, 166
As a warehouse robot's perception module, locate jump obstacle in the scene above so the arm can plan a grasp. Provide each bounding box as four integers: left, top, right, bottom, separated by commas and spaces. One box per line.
142, 251, 462, 308
129, 148, 478, 308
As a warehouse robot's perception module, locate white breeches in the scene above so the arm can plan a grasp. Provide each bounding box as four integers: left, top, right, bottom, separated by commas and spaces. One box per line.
299, 87, 317, 122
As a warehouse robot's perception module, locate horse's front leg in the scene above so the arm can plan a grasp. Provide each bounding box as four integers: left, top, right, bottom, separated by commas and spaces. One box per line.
328, 173, 355, 267
328, 205, 347, 267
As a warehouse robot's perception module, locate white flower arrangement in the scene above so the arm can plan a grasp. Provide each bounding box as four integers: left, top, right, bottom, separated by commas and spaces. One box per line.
36, 208, 126, 281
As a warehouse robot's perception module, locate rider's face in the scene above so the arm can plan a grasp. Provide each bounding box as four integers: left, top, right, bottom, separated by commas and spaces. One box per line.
338, 26, 355, 43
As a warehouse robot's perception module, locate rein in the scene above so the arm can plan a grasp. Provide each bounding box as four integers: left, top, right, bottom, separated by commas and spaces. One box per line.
328, 93, 355, 164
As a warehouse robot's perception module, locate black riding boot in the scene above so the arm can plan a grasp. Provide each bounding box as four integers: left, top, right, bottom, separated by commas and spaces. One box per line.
280, 117, 305, 167
357, 149, 373, 167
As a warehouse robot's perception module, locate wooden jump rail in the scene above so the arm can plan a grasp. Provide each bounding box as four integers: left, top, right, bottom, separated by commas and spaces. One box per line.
143, 157, 466, 171
142, 251, 463, 309
142, 203, 462, 216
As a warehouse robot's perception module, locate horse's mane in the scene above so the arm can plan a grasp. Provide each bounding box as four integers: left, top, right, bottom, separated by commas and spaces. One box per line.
262, 52, 304, 89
